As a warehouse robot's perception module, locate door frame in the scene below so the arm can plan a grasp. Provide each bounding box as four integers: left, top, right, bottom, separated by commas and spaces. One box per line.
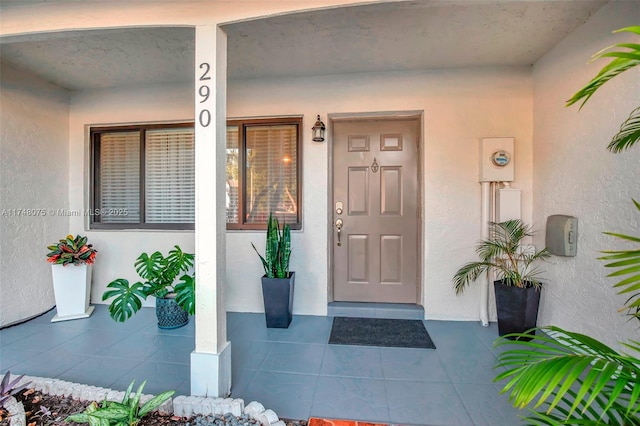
327, 110, 424, 305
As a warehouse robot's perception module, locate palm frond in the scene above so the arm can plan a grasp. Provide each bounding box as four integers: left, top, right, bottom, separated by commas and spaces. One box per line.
599, 199, 640, 321
566, 26, 640, 153
452, 261, 495, 294
495, 326, 640, 423
566, 26, 640, 109
607, 106, 640, 153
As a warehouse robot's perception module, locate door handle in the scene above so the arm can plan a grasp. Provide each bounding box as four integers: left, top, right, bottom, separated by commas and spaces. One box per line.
335, 218, 343, 246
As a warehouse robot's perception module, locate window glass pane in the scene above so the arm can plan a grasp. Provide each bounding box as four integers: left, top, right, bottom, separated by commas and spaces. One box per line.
145, 128, 195, 223
226, 126, 239, 224
100, 132, 140, 223
245, 124, 297, 224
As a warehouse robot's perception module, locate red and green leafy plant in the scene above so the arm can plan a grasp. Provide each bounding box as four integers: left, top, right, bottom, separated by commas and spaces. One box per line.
46, 234, 97, 266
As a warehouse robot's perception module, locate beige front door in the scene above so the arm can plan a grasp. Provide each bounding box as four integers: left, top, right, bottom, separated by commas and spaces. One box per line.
332, 117, 419, 303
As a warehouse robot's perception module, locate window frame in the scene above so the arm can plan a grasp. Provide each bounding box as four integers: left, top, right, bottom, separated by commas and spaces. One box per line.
89, 117, 303, 231
90, 122, 196, 230
226, 116, 303, 231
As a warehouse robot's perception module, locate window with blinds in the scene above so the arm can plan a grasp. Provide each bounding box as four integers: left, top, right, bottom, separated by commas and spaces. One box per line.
99, 132, 141, 223
91, 117, 300, 230
226, 117, 302, 230
245, 125, 298, 224
91, 123, 195, 230
145, 129, 195, 223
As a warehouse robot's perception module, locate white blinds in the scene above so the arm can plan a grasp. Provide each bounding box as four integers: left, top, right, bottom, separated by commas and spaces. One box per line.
100, 132, 140, 223
245, 124, 298, 224
145, 128, 195, 223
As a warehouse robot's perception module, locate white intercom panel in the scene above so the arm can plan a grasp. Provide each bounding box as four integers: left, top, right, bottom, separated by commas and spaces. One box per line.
546, 215, 578, 257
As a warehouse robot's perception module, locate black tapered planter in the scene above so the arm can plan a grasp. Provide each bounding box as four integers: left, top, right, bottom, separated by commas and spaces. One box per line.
261, 272, 295, 328
494, 280, 541, 340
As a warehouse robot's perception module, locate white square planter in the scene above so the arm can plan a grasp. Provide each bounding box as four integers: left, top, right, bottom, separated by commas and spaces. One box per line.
51, 264, 95, 322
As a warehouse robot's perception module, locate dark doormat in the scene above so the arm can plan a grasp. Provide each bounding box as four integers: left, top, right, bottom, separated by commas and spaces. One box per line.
328, 317, 436, 349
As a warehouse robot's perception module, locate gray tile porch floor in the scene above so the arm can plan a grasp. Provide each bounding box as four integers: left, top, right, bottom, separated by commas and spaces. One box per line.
0, 305, 523, 425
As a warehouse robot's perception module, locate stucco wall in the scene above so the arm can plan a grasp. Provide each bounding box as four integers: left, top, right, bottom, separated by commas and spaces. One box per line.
68, 84, 196, 306
227, 69, 534, 319
67, 68, 533, 320
0, 63, 70, 326
532, 1, 640, 347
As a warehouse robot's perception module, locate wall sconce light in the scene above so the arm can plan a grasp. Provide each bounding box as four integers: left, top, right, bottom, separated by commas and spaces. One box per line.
312, 115, 326, 142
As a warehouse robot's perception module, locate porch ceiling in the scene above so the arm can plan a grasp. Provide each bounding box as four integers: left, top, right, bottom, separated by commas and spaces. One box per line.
0, 0, 606, 91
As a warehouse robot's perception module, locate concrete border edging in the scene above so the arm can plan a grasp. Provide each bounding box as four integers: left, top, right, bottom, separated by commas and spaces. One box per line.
12, 375, 285, 426
5, 395, 26, 426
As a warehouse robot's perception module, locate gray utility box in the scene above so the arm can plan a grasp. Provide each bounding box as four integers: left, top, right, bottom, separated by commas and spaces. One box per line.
546, 215, 578, 257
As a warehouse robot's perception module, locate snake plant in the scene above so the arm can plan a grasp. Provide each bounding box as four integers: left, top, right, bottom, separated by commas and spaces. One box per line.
252, 213, 291, 278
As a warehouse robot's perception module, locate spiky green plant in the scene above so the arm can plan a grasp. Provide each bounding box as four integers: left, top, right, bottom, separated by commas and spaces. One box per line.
453, 219, 550, 295
252, 213, 291, 278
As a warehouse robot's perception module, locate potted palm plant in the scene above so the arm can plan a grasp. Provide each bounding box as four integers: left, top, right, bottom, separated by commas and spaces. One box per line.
252, 213, 294, 328
46, 234, 98, 322
453, 219, 550, 337
102, 245, 195, 329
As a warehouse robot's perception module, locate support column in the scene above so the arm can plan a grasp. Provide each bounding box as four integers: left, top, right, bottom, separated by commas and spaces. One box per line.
191, 24, 231, 397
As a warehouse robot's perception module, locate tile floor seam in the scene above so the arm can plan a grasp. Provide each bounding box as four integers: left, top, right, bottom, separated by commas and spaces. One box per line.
432, 348, 458, 386
86, 332, 139, 355
307, 370, 322, 421
254, 342, 274, 372
450, 382, 482, 426
75, 355, 146, 391
2, 307, 524, 424
46, 358, 87, 381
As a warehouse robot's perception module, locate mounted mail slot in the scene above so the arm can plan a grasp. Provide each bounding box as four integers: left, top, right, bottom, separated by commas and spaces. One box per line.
546, 215, 578, 257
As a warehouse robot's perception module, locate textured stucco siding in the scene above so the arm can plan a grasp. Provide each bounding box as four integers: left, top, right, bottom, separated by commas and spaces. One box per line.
4, 0, 638, 338
532, 1, 640, 348
65, 68, 533, 320
0, 63, 70, 326
68, 84, 195, 307
226, 68, 534, 319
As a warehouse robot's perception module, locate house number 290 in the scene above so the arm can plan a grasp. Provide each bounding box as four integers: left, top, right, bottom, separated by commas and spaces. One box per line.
198, 62, 211, 127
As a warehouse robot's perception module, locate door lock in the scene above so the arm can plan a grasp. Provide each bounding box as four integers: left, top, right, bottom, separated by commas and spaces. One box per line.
335, 218, 343, 246
335, 201, 343, 215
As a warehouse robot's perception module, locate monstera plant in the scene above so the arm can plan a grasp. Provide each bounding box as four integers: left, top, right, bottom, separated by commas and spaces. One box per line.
103, 245, 195, 328
495, 26, 640, 424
